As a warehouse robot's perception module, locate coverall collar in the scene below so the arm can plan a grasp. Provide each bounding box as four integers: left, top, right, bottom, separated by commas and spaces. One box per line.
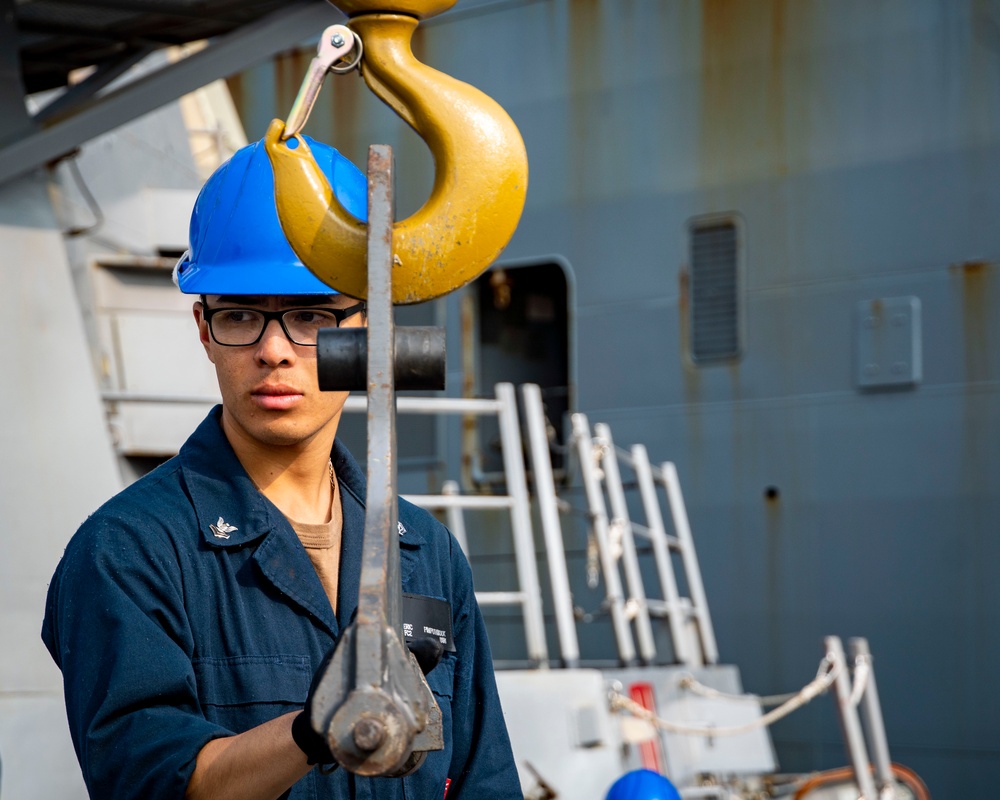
178, 407, 427, 637
182, 406, 278, 549
180, 406, 428, 550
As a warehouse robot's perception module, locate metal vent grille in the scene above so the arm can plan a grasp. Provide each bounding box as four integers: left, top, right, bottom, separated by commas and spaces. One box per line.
690, 220, 740, 362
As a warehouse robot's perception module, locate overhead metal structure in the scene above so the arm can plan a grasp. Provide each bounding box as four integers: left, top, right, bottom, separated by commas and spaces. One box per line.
0, 0, 336, 186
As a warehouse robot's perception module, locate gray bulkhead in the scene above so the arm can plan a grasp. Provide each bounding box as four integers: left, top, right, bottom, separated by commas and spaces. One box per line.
230, 2, 1000, 795
1, 1, 998, 797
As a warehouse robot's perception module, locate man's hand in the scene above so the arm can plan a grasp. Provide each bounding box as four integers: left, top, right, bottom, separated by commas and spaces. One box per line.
291, 649, 338, 766
291, 635, 442, 766
186, 713, 311, 800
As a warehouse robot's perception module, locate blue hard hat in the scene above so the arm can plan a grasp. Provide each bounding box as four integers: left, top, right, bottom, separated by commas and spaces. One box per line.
604, 770, 682, 800
174, 135, 367, 295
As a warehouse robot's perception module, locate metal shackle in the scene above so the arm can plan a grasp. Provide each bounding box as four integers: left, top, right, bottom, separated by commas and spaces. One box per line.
264, 0, 528, 304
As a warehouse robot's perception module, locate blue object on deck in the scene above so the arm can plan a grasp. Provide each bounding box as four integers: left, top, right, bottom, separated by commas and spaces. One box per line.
605, 769, 682, 800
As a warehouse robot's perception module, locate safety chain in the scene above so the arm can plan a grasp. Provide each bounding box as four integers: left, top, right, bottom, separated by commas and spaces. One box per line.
608, 653, 843, 738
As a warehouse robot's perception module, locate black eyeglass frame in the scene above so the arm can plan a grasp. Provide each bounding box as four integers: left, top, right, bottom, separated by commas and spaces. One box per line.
202, 302, 366, 347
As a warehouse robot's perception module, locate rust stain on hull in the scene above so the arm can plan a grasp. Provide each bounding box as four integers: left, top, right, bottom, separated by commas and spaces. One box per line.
678, 265, 700, 402
698, 0, 812, 212
764, 482, 782, 665
952, 259, 995, 525
567, 0, 602, 203
950, 259, 994, 382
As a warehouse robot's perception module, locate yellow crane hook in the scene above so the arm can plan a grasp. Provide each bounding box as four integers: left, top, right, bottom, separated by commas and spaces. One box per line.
264, 0, 529, 304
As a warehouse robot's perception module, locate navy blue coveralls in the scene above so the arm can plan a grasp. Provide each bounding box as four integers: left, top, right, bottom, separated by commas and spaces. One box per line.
42, 408, 522, 800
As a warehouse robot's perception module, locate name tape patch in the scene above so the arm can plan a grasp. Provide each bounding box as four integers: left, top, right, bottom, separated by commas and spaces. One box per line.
402, 593, 456, 653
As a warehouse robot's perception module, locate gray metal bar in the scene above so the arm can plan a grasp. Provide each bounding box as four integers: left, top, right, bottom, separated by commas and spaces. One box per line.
632, 444, 696, 666
850, 637, 896, 793
521, 383, 580, 668
572, 413, 636, 665
594, 423, 657, 665
93, 254, 178, 270
0, 0, 33, 144
32, 47, 154, 125
660, 461, 719, 664
475, 591, 528, 606
495, 382, 549, 667
357, 143, 399, 679
102, 392, 220, 404
48, 0, 251, 19
617, 447, 669, 483
827, 636, 879, 800
0, 0, 339, 185
629, 522, 682, 548
402, 494, 513, 510
18, 20, 155, 44
343, 395, 502, 414
646, 599, 679, 616
440, 480, 469, 556
311, 144, 441, 776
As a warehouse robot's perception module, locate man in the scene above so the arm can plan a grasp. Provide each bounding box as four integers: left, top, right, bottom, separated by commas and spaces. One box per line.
41, 136, 523, 800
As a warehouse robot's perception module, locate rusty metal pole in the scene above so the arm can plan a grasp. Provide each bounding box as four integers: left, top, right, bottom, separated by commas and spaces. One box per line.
307, 145, 442, 777
355, 141, 401, 753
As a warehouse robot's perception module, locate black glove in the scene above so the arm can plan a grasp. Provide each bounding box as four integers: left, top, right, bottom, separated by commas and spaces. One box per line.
293, 635, 443, 767
406, 634, 445, 676
292, 649, 337, 767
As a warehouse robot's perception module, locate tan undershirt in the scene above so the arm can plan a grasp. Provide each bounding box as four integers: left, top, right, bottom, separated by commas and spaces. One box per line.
288, 475, 343, 615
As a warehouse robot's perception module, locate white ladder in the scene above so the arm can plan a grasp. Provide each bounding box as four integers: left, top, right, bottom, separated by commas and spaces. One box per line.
363, 383, 717, 671
569, 412, 718, 667
397, 383, 551, 667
